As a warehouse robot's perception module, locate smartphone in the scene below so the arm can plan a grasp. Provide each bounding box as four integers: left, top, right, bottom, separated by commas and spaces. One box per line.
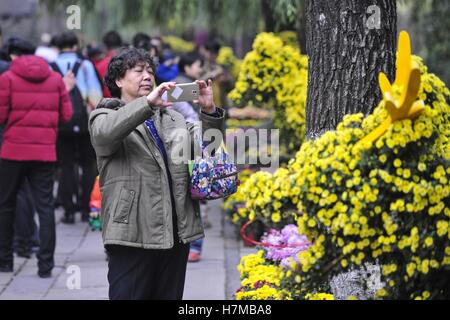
163, 83, 199, 102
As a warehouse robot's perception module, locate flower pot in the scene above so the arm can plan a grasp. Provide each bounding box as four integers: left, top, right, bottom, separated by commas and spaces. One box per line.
242, 229, 257, 247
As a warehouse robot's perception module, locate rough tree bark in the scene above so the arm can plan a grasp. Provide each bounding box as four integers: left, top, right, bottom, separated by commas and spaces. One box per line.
305, 0, 397, 140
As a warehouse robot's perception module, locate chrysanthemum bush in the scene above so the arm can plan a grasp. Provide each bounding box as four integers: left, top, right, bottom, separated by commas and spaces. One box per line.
233, 53, 449, 300
222, 33, 308, 229
217, 46, 242, 80
228, 32, 308, 154
236, 226, 302, 301
224, 168, 299, 230
236, 225, 334, 300
222, 168, 255, 227
284, 56, 450, 300
276, 31, 300, 50
231, 30, 449, 299
162, 36, 195, 54
236, 250, 291, 300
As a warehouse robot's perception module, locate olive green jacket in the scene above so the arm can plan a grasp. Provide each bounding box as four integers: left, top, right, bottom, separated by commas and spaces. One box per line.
89, 96, 225, 249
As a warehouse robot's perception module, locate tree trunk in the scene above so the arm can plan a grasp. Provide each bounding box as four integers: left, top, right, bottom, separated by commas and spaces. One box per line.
261, 0, 277, 32
297, 5, 307, 55
305, 0, 397, 140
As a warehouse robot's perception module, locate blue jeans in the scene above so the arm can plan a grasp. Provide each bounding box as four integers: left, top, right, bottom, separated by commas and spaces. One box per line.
190, 202, 207, 254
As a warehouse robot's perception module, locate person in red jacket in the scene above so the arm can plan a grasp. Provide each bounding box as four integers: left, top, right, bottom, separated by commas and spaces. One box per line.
0, 37, 73, 278
93, 31, 123, 98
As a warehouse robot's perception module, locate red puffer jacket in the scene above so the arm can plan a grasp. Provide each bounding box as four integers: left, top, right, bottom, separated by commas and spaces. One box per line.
0, 55, 73, 162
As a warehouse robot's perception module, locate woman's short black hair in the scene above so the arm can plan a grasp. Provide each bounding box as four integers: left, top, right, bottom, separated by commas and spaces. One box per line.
57, 32, 79, 50
204, 40, 221, 54
132, 32, 151, 51
104, 47, 156, 98
178, 51, 203, 74
7, 37, 36, 56
103, 31, 122, 50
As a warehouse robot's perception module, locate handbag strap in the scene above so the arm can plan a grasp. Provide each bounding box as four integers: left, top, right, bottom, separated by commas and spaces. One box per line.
194, 125, 208, 158
217, 140, 229, 161
194, 125, 227, 158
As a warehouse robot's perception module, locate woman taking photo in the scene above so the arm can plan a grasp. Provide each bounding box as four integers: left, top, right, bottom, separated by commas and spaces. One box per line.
89, 47, 225, 300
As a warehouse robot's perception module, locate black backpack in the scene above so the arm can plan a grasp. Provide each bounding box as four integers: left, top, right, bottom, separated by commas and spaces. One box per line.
50, 60, 89, 135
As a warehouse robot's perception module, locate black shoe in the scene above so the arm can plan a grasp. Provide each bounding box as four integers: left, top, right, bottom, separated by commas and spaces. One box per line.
81, 212, 90, 222
61, 215, 75, 224
37, 270, 52, 278
0, 265, 13, 273
54, 200, 62, 209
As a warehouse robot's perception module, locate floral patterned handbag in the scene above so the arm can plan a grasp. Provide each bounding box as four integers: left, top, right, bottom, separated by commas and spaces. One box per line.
189, 139, 240, 200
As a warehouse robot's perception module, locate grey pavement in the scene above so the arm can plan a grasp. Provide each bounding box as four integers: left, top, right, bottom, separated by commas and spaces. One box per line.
0, 199, 256, 300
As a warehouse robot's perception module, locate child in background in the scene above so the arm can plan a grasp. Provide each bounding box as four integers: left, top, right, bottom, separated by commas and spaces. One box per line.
89, 176, 102, 231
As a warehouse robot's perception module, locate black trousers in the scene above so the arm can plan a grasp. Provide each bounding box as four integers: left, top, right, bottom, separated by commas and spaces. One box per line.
57, 134, 96, 216
0, 160, 56, 272
0, 128, 38, 253
107, 239, 190, 300
107, 176, 189, 300
14, 178, 38, 252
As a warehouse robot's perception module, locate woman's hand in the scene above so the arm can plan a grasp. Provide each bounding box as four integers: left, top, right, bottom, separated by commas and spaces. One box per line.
146, 82, 176, 109
194, 79, 217, 114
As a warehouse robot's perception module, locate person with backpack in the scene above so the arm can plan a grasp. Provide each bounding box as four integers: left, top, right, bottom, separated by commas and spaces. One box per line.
0, 37, 73, 277
52, 32, 102, 224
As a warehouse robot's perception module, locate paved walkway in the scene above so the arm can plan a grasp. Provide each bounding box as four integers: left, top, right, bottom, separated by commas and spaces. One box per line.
0, 200, 256, 300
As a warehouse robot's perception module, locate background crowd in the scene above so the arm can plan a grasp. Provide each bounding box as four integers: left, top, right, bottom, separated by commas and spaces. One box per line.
0, 28, 232, 277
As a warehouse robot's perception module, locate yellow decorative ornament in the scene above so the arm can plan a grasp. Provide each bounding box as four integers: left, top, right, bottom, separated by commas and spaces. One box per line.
357, 31, 425, 149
